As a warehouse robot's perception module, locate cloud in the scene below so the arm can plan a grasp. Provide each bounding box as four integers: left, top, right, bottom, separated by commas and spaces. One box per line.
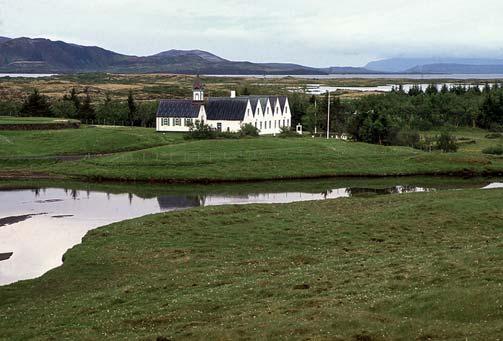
1, 0, 503, 66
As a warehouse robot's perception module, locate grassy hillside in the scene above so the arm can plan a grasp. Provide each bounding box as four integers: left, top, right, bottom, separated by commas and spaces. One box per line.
1, 189, 502, 340
0, 126, 181, 158
0, 116, 79, 125
0, 126, 501, 181
45, 133, 503, 182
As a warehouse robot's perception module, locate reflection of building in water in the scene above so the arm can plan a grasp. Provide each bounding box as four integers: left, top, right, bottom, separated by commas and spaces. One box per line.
156, 195, 203, 211
346, 186, 430, 197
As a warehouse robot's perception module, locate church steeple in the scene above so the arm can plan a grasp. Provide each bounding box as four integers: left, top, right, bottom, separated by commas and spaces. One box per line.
193, 75, 204, 102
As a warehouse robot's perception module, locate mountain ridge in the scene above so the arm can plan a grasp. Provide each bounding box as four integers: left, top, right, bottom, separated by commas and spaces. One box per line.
0, 37, 328, 75
366, 57, 503, 73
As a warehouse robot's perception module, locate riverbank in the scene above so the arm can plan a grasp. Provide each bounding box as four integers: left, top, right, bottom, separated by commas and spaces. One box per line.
1, 188, 502, 339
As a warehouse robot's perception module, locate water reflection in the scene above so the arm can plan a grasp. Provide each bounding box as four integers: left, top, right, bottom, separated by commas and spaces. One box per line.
0, 179, 501, 286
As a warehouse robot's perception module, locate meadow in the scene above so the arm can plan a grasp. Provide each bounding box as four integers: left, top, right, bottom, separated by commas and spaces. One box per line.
0, 188, 501, 340
0, 124, 502, 182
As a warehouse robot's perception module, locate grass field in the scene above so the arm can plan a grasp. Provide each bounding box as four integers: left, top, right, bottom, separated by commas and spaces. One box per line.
0, 126, 502, 182
0, 116, 80, 125
45, 131, 503, 182
1, 188, 502, 340
425, 127, 503, 154
0, 126, 182, 158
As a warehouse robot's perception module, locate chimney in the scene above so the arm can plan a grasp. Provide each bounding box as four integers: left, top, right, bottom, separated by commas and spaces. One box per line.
230, 90, 236, 98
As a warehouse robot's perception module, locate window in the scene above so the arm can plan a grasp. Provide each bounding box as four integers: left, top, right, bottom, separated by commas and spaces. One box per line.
286, 119, 290, 127
217, 122, 222, 132
269, 121, 272, 129
283, 119, 286, 127
162, 118, 169, 126
274, 121, 276, 128
174, 118, 181, 126
260, 122, 263, 130
255, 122, 257, 128
185, 118, 193, 126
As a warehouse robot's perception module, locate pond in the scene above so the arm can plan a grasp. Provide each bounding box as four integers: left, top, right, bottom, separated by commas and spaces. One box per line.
0, 177, 501, 286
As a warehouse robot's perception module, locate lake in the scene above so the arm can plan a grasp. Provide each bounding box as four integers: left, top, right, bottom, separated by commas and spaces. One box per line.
0, 73, 58, 78
207, 74, 503, 80
302, 82, 501, 95
0, 178, 502, 286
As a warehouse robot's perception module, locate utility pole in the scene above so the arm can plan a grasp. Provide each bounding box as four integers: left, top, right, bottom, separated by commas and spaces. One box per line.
326, 91, 331, 139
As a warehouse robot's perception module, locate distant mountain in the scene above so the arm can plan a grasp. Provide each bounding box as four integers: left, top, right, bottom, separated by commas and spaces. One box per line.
0, 37, 11, 44
0, 37, 326, 75
366, 57, 503, 73
153, 49, 227, 63
323, 66, 384, 74
406, 63, 503, 74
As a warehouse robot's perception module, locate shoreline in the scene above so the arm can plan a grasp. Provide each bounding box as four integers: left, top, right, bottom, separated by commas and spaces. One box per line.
1, 168, 502, 185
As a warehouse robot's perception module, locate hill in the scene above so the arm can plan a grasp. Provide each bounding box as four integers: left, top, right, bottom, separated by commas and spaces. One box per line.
0, 37, 326, 75
366, 57, 503, 73
0, 37, 11, 44
323, 66, 384, 74
406, 63, 503, 74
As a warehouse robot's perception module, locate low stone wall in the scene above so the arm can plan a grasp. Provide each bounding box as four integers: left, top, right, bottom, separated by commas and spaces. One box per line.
0, 122, 80, 131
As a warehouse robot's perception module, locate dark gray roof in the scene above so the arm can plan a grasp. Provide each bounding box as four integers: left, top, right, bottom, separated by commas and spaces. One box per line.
278, 96, 287, 111
156, 95, 287, 120
206, 98, 249, 121
157, 100, 201, 118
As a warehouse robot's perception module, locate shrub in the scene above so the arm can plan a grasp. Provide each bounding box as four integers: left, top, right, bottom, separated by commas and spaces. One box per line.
489, 124, 503, 133
394, 130, 421, 148
482, 145, 503, 155
485, 133, 502, 139
278, 126, 301, 138
184, 121, 217, 140
239, 123, 260, 137
436, 131, 458, 153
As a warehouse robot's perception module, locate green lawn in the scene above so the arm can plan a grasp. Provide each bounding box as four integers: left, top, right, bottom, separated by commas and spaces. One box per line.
45, 135, 503, 181
424, 127, 503, 154
1, 189, 502, 340
0, 126, 183, 158
1, 126, 502, 182
0, 116, 80, 125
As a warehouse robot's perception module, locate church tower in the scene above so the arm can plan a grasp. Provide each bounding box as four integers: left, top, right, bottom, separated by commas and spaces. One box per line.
193, 75, 204, 102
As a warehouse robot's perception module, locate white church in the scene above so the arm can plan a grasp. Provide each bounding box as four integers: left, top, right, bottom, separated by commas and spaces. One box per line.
156, 78, 292, 135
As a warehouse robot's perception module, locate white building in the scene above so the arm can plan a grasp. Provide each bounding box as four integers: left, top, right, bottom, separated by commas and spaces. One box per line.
156, 78, 292, 135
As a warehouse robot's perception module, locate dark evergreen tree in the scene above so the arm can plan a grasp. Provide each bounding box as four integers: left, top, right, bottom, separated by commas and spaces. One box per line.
20, 89, 52, 117
78, 88, 95, 121
425, 84, 438, 95
127, 90, 137, 124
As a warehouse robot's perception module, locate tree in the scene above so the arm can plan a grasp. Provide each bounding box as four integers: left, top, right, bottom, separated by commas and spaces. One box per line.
78, 88, 95, 121
127, 90, 137, 124
20, 89, 52, 117
51, 100, 77, 118
436, 131, 458, 153
302, 104, 319, 134
240, 87, 251, 96
63, 88, 81, 110
425, 84, 438, 95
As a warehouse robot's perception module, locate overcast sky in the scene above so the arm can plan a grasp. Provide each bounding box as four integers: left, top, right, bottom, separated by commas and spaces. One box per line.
1, 0, 503, 67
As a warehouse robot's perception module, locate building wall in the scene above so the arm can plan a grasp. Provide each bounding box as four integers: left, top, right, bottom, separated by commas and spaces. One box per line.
156, 98, 292, 135
156, 117, 192, 132
206, 120, 243, 133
